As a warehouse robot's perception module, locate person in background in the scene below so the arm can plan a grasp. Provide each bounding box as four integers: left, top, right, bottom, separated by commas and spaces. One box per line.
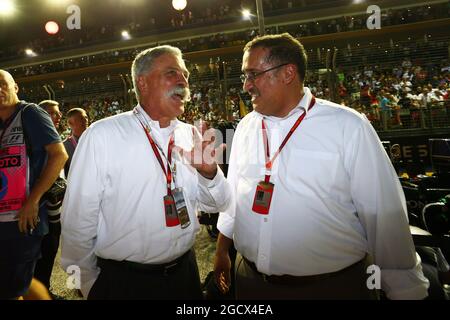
0, 70, 67, 299
21, 278, 52, 300
63, 108, 89, 177
33, 100, 65, 298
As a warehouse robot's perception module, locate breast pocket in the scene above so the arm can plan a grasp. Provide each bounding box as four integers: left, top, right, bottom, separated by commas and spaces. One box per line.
283, 149, 340, 198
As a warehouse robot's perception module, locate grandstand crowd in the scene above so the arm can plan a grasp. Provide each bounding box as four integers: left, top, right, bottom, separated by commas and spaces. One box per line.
27, 55, 448, 138
3, 2, 448, 78
4, 1, 448, 136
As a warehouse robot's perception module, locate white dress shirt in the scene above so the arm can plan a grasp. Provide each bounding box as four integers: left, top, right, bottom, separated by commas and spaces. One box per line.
218, 87, 429, 299
61, 105, 231, 297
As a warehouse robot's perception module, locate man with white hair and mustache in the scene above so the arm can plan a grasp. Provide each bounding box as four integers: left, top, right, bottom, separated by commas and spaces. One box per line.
61, 45, 231, 299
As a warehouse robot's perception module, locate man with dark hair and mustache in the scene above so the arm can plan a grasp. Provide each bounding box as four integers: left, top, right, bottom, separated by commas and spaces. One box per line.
214, 33, 429, 300
61, 45, 231, 299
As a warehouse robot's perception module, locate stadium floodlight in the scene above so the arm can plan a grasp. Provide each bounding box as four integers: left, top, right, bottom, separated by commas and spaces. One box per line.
352, 0, 365, 4
45, 21, 60, 35
121, 30, 131, 40
242, 0, 265, 35
242, 9, 251, 20
172, 0, 187, 11
25, 48, 37, 57
0, 0, 15, 16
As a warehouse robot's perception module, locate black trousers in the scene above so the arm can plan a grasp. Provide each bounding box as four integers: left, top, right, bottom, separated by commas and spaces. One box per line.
88, 249, 203, 300
34, 222, 61, 289
235, 254, 379, 300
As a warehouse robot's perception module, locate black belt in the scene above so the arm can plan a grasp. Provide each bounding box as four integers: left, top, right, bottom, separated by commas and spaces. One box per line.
243, 256, 366, 286
97, 250, 191, 275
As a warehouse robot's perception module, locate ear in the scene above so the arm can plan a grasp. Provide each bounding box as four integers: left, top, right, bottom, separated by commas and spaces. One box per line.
14, 83, 19, 94
283, 64, 297, 84
137, 75, 147, 94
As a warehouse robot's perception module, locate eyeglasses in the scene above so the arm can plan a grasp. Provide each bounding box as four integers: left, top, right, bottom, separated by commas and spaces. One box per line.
240, 63, 289, 83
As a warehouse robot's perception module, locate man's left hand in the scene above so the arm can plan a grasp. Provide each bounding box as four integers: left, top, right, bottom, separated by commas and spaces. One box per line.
174, 126, 225, 179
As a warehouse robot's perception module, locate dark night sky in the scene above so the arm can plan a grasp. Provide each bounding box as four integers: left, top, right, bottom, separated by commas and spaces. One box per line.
0, 0, 195, 46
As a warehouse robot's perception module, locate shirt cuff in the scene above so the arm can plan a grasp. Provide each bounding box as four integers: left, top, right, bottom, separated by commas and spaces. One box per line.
197, 166, 231, 213
381, 253, 430, 300
197, 165, 224, 188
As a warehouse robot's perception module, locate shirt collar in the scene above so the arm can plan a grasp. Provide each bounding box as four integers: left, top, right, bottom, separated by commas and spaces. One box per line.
258, 87, 314, 122
135, 104, 179, 134
0, 102, 22, 128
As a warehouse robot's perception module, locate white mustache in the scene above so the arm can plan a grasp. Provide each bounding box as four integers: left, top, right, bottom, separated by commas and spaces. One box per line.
167, 86, 191, 102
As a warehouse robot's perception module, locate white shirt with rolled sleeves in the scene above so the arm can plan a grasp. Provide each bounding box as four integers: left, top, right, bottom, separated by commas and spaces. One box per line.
218, 87, 429, 300
61, 105, 231, 298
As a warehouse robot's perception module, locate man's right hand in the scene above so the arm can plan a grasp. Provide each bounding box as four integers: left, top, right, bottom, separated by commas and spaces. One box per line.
214, 251, 231, 294
17, 198, 40, 234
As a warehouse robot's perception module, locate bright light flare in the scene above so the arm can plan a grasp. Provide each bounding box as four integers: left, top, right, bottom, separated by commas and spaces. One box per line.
121, 30, 131, 40
45, 21, 59, 35
242, 9, 251, 20
0, 0, 15, 16
172, 0, 187, 11
25, 48, 37, 57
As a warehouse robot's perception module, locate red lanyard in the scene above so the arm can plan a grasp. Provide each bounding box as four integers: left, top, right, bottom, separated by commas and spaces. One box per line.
139, 123, 175, 195
261, 96, 316, 183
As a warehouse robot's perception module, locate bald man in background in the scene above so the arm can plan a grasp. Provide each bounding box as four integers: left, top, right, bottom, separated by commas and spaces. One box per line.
0, 70, 67, 299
